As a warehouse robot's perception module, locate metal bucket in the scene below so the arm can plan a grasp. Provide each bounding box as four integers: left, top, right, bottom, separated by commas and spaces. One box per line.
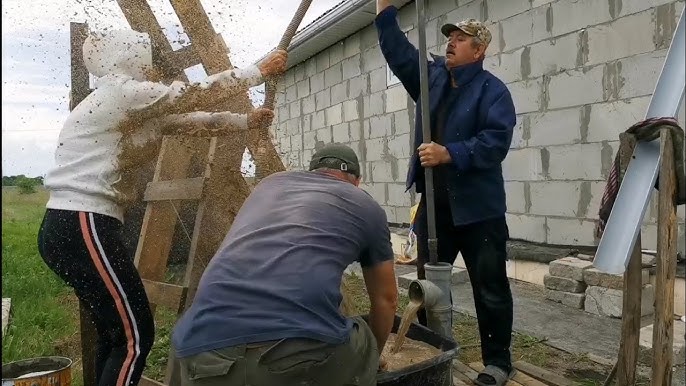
2, 357, 72, 386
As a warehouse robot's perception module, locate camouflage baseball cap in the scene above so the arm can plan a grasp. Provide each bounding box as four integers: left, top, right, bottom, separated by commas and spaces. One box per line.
441, 19, 492, 46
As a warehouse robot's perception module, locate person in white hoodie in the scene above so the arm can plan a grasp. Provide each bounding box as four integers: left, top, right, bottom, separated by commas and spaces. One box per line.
37, 29, 287, 386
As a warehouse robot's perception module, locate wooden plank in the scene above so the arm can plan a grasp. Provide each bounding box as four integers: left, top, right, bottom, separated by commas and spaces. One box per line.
453, 360, 479, 380
452, 376, 470, 386
71, 22, 98, 386
134, 136, 211, 281
168, 0, 231, 75
651, 129, 677, 386
138, 375, 166, 386
168, 45, 202, 72
142, 280, 187, 314
468, 362, 524, 386
514, 361, 576, 386
116, 0, 188, 82
616, 134, 643, 386
144, 177, 205, 202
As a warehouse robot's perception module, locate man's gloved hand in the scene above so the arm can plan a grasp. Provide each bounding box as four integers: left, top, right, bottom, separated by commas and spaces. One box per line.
258, 50, 288, 78
248, 107, 275, 128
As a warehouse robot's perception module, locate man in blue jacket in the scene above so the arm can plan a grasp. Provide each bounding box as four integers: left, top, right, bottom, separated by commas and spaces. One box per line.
375, 2, 517, 385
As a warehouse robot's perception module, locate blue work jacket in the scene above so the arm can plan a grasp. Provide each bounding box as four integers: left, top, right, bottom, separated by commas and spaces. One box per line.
375, 6, 517, 226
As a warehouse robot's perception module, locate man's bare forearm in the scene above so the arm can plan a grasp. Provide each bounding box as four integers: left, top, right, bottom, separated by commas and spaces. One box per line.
377, 0, 392, 14
368, 299, 396, 354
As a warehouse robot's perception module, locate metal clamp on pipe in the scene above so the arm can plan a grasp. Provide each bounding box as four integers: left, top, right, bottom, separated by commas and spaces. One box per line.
408, 262, 454, 339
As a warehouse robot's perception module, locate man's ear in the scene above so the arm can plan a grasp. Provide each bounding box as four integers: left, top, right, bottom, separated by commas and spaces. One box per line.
475, 44, 487, 59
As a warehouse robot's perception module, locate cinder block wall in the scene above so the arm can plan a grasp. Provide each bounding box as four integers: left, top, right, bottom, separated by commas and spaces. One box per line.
270, 0, 686, 251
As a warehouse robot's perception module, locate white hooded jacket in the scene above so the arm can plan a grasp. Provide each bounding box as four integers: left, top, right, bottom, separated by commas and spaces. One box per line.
44, 30, 263, 222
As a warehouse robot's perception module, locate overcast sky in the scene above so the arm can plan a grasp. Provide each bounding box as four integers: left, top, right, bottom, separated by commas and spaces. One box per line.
1, 0, 342, 177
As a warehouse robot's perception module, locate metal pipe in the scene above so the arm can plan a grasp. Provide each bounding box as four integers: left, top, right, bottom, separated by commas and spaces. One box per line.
593, 8, 685, 274
416, 0, 438, 265
409, 263, 454, 338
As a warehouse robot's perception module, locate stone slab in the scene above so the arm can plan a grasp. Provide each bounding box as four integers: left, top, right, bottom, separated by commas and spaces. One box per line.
584, 284, 655, 318
2, 298, 11, 337
638, 320, 685, 365
549, 257, 594, 281
545, 289, 585, 309
397, 268, 469, 289
583, 267, 650, 290
544, 274, 587, 293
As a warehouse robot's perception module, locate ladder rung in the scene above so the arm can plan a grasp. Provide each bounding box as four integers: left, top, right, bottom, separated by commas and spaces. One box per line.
168, 45, 202, 72
144, 177, 205, 201
142, 279, 188, 312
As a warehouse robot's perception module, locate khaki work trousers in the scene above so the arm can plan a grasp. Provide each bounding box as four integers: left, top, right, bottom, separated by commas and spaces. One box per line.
177, 317, 379, 386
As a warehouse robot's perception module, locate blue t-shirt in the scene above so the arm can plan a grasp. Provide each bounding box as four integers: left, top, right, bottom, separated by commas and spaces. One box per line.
172, 170, 394, 358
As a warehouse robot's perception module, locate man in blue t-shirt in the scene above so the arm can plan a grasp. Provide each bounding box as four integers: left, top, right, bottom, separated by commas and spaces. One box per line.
172, 143, 398, 386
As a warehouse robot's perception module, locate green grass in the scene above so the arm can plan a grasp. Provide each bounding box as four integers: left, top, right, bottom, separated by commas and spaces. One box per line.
1, 188, 79, 363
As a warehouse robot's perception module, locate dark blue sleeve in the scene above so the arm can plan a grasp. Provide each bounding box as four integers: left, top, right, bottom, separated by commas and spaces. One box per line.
359, 201, 394, 268
445, 87, 516, 171
374, 6, 421, 101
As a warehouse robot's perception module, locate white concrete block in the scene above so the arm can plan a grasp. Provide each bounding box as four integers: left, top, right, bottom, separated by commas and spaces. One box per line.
370, 67, 387, 93
547, 143, 604, 180
349, 74, 368, 99
546, 217, 598, 246
302, 94, 316, 115
586, 96, 651, 142
617, 0, 673, 18
446, 1, 482, 24
486, 21, 502, 56
368, 115, 393, 139
547, 65, 605, 109
364, 92, 385, 118
500, 7, 551, 51
361, 182, 386, 204
296, 79, 310, 99
508, 78, 543, 114
528, 108, 582, 147
427, 0, 458, 20
506, 213, 547, 243
394, 206, 411, 225
583, 267, 650, 290
316, 127, 332, 144
528, 33, 578, 78
387, 183, 412, 206
640, 223, 658, 251
503, 148, 544, 181
545, 289, 586, 308
544, 275, 587, 293
370, 160, 396, 183
505, 181, 527, 214
487, 0, 530, 22
324, 63, 342, 88
349, 121, 362, 142
286, 84, 297, 103
315, 89, 331, 111
385, 85, 408, 113
484, 47, 524, 84
551, 0, 612, 37
344, 34, 361, 58
326, 104, 343, 126
310, 72, 325, 94
329, 42, 344, 65
362, 47, 386, 73
531, 0, 555, 8
617, 50, 668, 99
510, 115, 527, 148
394, 110, 412, 135
332, 123, 349, 143
343, 100, 358, 122
331, 82, 347, 105
283, 69, 295, 87
365, 138, 386, 162
294, 65, 305, 83
305, 58, 317, 78
289, 101, 301, 119
587, 10, 657, 66
381, 205, 396, 223
388, 133, 412, 159
529, 181, 582, 217
304, 130, 316, 150
342, 56, 362, 79
584, 284, 654, 318
312, 110, 326, 131
588, 181, 606, 220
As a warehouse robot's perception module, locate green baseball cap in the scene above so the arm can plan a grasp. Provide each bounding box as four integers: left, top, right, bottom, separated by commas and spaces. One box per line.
441, 19, 492, 46
309, 143, 361, 178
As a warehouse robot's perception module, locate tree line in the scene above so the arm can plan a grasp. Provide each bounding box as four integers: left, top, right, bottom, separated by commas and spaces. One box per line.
2, 175, 44, 194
